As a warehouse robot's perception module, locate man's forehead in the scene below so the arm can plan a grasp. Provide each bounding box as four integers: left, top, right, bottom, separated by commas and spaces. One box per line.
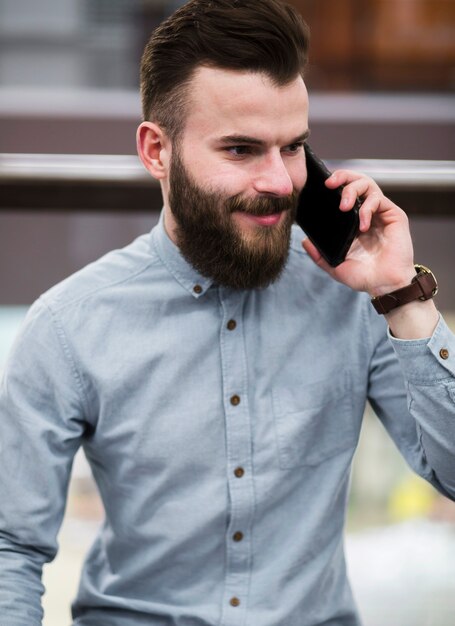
189, 65, 307, 106
184, 66, 309, 141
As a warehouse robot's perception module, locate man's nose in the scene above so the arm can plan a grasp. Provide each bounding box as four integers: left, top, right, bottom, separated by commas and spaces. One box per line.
253, 153, 294, 197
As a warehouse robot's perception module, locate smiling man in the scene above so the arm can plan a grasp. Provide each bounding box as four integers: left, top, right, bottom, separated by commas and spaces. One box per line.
1, 1, 455, 626
145, 67, 309, 289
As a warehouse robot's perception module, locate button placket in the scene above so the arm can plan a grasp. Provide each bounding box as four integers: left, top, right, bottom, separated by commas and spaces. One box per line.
218, 289, 254, 626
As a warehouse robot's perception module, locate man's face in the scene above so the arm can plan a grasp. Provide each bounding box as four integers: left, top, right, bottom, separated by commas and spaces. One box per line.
164, 68, 310, 289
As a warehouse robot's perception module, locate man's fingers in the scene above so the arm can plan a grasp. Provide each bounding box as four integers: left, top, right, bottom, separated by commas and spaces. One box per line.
326, 171, 395, 234
301, 237, 321, 262
326, 170, 382, 214
357, 192, 383, 231
326, 169, 376, 189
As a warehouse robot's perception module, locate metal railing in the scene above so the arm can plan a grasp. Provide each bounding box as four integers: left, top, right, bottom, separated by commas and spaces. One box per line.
1, 153, 454, 215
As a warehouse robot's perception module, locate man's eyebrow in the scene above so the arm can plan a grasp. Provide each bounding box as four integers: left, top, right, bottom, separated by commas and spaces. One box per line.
218, 129, 311, 146
218, 135, 264, 146
289, 130, 311, 144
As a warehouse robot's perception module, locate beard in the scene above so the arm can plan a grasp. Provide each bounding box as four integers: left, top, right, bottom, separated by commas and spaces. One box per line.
168, 150, 298, 290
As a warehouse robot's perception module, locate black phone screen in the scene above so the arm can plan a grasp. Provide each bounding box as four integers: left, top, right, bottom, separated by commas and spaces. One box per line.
295, 144, 360, 267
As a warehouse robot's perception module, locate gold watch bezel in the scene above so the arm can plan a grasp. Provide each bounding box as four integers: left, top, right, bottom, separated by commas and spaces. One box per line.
414, 264, 439, 299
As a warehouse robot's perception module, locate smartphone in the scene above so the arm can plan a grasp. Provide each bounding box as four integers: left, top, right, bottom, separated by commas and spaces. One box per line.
295, 143, 360, 267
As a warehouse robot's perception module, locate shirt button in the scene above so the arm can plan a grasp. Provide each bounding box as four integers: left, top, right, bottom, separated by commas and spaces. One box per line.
233, 531, 244, 542
234, 467, 245, 478
227, 319, 237, 331
440, 348, 449, 360
230, 395, 241, 406
193, 284, 203, 295
230, 597, 241, 607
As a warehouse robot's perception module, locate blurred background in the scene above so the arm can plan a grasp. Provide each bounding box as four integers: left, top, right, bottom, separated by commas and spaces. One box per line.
0, 1, 454, 625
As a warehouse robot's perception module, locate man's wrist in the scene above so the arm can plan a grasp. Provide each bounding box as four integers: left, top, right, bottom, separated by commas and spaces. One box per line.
385, 299, 440, 340
368, 267, 417, 299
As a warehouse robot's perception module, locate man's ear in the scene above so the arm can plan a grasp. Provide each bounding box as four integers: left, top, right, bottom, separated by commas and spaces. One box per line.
136, 121, 171, 180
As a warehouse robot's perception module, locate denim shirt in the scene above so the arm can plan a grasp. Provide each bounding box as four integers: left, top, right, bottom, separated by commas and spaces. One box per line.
1, 214, 454, 626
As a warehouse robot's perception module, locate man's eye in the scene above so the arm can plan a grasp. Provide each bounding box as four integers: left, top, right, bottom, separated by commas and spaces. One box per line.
226, 146, 252, 156
284, 142, 304, 154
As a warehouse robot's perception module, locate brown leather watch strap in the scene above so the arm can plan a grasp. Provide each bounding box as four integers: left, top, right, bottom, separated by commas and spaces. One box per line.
371, 265, 438, 315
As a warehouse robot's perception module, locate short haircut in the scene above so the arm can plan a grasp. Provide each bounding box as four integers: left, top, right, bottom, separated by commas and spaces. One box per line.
140, 0, 310, 139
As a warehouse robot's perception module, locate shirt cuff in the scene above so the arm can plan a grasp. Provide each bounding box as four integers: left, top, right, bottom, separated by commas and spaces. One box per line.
388, 315, 455, 382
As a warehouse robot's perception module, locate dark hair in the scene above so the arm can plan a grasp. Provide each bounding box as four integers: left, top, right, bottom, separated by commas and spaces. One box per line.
140, 0, 310, 138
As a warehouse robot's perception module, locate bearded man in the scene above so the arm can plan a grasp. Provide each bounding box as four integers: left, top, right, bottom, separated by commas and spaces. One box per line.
1, 1, 454, 625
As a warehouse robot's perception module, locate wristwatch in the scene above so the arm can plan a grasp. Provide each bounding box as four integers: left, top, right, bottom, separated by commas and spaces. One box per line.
371, 264, 438, 315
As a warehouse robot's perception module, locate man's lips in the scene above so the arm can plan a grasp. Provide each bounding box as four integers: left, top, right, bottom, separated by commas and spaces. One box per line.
233, 211, 284, 227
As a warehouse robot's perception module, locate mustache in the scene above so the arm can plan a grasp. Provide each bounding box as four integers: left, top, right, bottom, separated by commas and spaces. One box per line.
228, 190, 299, 217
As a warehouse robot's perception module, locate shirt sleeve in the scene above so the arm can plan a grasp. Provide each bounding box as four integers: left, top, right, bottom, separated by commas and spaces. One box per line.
0, 299, 85, 625
367, 309, 455, 501
388, 315, 455, 496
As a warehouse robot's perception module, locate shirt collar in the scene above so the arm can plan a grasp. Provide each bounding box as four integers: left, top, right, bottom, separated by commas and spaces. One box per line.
151, 210, 213, 299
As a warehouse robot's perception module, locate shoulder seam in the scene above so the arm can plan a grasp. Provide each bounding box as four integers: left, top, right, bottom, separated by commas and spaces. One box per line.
43, 256, 161, 314
39, 299, 90, 417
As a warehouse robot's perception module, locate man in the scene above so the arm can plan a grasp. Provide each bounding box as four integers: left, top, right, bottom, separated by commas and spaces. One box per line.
0, 1, 454, 625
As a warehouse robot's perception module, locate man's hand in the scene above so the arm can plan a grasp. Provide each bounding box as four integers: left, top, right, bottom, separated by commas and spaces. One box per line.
301, 169, 439, 339
301, 169, 416, 296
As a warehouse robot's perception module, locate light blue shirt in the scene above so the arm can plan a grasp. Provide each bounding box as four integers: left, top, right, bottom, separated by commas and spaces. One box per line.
1, 214, 455, 626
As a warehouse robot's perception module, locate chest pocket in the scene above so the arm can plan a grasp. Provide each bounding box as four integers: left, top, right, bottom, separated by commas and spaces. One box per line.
272, 370, 358, 469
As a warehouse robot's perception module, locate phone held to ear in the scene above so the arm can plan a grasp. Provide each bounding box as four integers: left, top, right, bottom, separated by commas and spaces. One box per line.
296, 143, 360, 267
